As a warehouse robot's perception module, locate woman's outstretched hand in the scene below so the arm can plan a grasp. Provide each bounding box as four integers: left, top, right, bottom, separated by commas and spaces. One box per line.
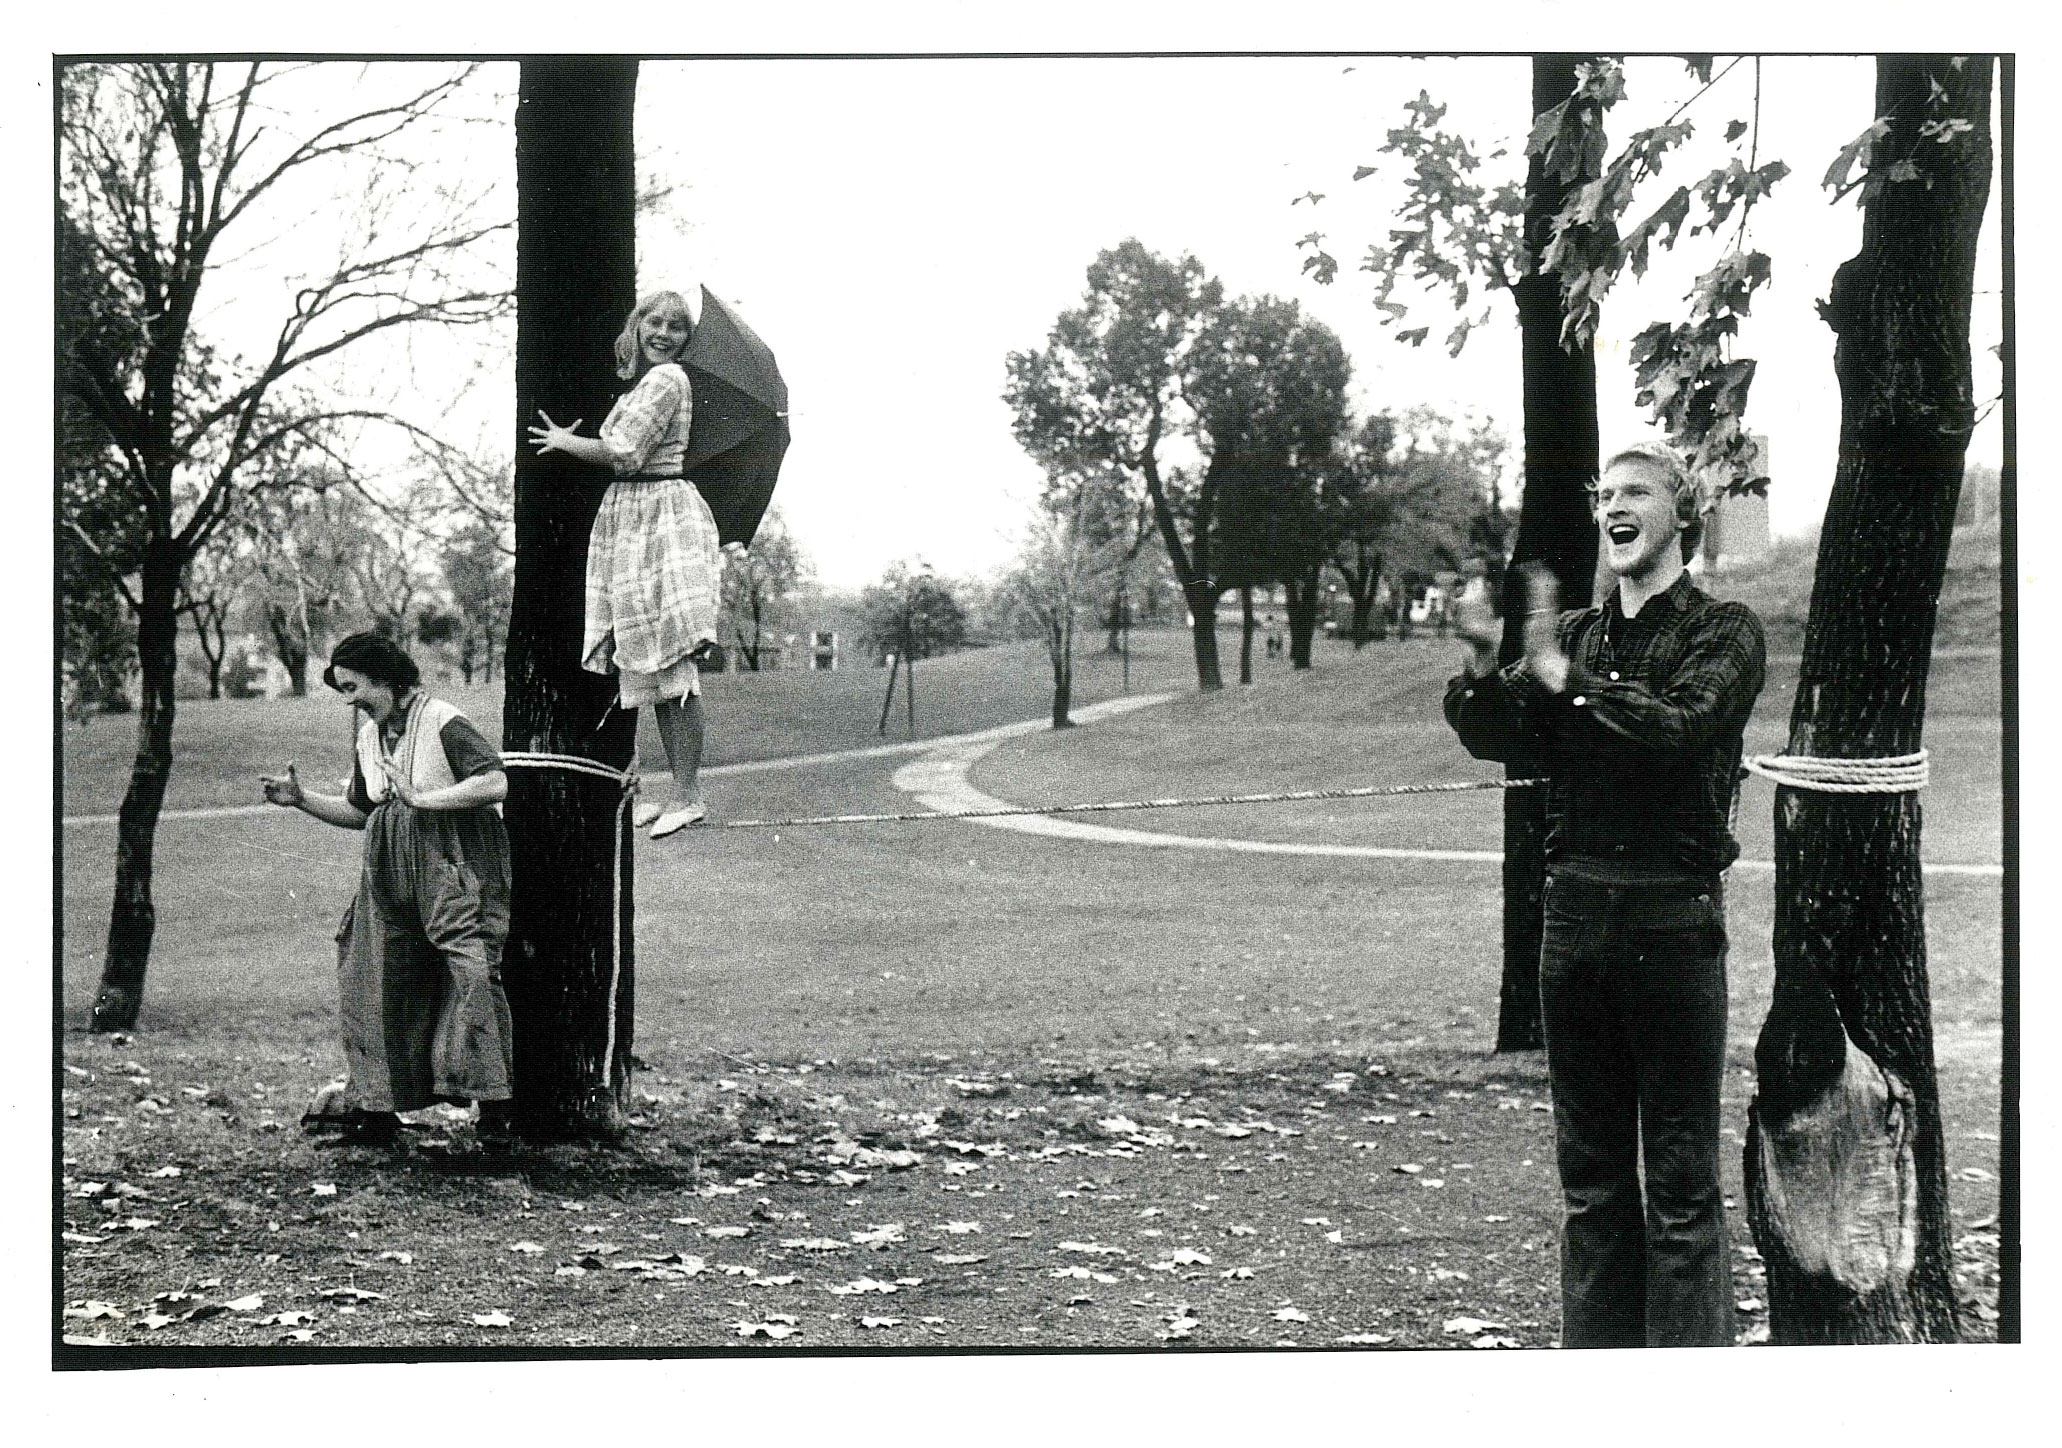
527, 409, 585, 456
260, 761, 304, 809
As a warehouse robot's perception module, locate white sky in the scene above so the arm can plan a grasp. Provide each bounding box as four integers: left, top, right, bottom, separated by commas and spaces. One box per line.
152, 53, 2004, 591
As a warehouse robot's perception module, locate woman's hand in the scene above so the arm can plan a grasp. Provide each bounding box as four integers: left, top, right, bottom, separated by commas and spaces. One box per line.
527, 408, 585, 456
260, 761, 305, 809
376, 754, 420, 808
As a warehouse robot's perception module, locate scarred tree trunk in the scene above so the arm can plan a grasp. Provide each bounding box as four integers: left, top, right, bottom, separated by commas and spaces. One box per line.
1744, 54, 1992, 1344
90, 538, 181, 1031
1494, 55, 1603, 1054
502, 58, 642, 1140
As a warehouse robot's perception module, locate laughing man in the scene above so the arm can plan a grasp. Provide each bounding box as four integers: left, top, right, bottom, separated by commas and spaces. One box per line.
1443, 440, 1766, 1348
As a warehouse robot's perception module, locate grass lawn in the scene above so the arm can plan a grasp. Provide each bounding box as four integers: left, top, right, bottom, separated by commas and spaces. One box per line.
57, 622, 2003, 1355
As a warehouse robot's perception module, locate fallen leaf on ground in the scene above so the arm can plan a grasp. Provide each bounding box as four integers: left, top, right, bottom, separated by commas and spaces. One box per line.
734, 1320, 799, 1339
935, 1221, 982, 1234
379, 1251, 413, 1264
1273, 1307, 1310, 1323
1325, 1230, 1345, 1245
1393, 1164, 1422, 1175
1443, 1316, 1505, 1335
311, 1183, 337, 1197
261, 1311, 315, 1327
509, 1241, 544, 1254
1482, 1215, 1510, 1223
1336, 1332, 1394, 1345
472, 1311, 513, 1328
1051, 1266, 1119, 1283
850, 1224, 906, 1247
1058, 1241, 1124, 1256
703, 1226, 749, 1239
780, 1238, 848, 1251
749, 1275, 800, 1288
225, 1294, 265, 1312
1472, 1334, 1522, 1348
148, 1166, 183, 1178
63, 1302, 123, 1321
858, 1316, 903, 1329
935, 1253, 988, 1265
827, 1278, 898, 1296
1220, 1267, 1255, 1281
1229, 1225, 1258, 1237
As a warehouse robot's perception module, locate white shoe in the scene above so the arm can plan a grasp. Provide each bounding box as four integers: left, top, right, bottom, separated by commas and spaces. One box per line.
632, 800, 664, 828
650, 801, 708, 838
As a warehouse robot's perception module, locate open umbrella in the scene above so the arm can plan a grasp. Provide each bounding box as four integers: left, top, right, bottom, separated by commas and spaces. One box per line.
682, 286, 789, 547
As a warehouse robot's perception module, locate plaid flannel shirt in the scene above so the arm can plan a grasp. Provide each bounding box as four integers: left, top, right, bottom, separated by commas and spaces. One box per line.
1443, 572, 1766, 877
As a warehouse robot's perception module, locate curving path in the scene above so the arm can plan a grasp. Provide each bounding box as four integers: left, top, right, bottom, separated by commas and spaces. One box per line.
891, 700, 2003, 880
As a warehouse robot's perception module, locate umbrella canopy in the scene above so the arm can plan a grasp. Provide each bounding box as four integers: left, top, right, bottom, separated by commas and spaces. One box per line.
682, 287, 789, 547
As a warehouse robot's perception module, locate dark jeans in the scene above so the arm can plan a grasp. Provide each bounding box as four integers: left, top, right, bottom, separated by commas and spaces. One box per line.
1539, 866, 1732, 1348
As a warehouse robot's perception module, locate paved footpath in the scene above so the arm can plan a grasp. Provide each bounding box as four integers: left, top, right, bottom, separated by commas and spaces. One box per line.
65, 691, 2002, 880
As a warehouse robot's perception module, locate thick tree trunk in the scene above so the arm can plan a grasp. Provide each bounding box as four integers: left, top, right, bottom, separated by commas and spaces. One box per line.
1339, 548, 1381, 648
1284, 567, 1320, 668
1495, 55, 1603, 1055
1744, 54, 1991, 1344
90, 539, 181, 1031
502, 58, 642, 1141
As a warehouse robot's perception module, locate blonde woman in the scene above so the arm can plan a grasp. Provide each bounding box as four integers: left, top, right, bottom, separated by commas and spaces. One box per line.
528, 289, 729, 835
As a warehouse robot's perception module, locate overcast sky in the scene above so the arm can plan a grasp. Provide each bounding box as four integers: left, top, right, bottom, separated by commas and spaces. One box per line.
167, 53, 2003, 590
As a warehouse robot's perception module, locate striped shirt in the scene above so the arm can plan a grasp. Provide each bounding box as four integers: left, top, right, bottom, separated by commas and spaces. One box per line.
1444, 572, 1766, 877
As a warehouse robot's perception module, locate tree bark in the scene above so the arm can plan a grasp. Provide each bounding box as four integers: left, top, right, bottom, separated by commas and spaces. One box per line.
1283, 566, 1321, 668
1238, 586, 1255, 685
1494, 55, 1603, 1055
502, 57, 643, 1141
1744, 54, 1992, 1344
1183, 582, 1225, 691
1050, 616, 1075, 729
90, 538, 181, 1031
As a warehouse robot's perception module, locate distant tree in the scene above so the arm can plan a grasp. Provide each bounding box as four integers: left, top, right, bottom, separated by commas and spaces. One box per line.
60, 61, 510, 1031
1001, 478, 1129, 728
1328, 410, 1503, 648
858, 562, 970, 665
178, 528, 248, 699
1189, 295, 1353, 672
1005, 240, 1230, 689
718, 507, 808, 670
245, 479, 362, 696
440, 511, 511, 686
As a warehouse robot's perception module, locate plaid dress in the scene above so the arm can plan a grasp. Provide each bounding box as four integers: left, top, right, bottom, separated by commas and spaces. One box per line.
582, 362, 723, 678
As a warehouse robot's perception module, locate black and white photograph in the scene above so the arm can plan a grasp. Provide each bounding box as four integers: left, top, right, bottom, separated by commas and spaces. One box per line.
34, 4, 2039, 1436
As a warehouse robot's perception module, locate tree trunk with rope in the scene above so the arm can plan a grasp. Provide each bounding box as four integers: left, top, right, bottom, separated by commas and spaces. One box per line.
1743, 54, 1992, 1344
1494, 54, 1603, 1054
501, 58, 642, 1140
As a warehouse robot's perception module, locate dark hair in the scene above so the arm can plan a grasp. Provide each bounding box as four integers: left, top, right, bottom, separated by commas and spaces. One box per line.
323, 631, 421, 693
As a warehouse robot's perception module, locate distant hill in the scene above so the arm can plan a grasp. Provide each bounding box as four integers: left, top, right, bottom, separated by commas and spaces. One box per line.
1702, 516, 2000, 655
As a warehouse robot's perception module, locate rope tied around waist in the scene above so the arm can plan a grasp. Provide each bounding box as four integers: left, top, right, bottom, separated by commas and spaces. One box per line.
1743, 750, 1929, 794
501, 751, 640, 1081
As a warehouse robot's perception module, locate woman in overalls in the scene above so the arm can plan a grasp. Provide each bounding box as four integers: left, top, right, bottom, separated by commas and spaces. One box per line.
262, 633, 517, 1145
